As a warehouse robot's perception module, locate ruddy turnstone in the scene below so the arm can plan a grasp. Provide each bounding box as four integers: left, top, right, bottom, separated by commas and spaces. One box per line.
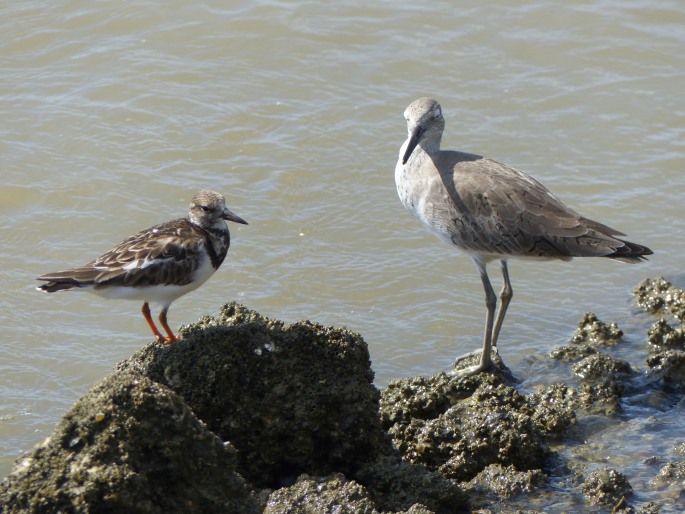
396, 97, 652, 376
36, 190, 247, 344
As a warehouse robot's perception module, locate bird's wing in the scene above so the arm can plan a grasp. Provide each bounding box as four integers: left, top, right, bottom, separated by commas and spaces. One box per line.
90, 218, 203, 288
434, 153, 627, 258
38, 218, 204, 288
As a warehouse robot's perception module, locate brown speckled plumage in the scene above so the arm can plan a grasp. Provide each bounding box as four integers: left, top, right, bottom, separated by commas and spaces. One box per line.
37, 190, 247, 344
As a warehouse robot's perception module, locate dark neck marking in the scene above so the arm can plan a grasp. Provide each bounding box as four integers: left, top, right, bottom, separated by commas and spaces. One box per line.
193, 224, 230, 268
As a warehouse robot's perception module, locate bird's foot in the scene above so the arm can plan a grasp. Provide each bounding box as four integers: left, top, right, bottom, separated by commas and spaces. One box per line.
155, 334, 179, 345
451, 345, 499, 377
453, 349, 483, 366
451, 360, 492, 377
453, 346, 498, 367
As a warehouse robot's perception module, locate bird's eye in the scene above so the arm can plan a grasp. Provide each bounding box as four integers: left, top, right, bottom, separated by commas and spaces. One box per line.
433, 108, 441, 119
200, 205, 210, 212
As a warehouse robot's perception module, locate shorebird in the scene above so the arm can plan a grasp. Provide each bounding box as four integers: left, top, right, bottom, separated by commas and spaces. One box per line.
395, 97, 652, 376
36, 190, 247, 344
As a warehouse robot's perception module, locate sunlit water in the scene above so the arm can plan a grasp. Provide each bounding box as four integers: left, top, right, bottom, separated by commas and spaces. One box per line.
2, 0, 684, 508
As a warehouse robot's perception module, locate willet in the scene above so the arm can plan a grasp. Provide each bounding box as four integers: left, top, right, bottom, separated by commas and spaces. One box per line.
395, 97, 652, 376
37, 190, 247, 344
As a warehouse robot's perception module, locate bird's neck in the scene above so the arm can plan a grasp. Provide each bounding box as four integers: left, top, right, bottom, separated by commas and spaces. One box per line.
197, 222, 230, 269
419, 132, 442, 156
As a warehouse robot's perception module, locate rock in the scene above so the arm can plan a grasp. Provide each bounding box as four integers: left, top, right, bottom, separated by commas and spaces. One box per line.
633, 277, 685, 323
263, 471, 449, 514
633, 279, 685, 390
647, 319, 685, 351
550, 314, 632, 416
571, 353, 633, 381
117, 302, 384, 488
0, 371, 260, 514
654, 462, 685, 487
570, 312, 624, 347
549, 344, 597, 362
354, 454, 467, 513
582, 467, 633, 507
468, 463, 548, 500
380, 371, 505, 428
578, 381, 623, 416
0, 303, 474, 513
646, 350, 685, 388
264, 474, 378, 514
4, 295, 673, 513
381, 370, 574, 483
637, 502, 664, 514
526, 384, 577, 435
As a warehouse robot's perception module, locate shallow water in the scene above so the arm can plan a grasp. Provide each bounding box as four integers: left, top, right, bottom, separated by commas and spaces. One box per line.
1, 0, 684, 507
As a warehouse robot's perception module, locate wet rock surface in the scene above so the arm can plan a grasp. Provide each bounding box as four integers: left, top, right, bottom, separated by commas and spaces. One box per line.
647, 319, 684, 351
582, 467, 633, 507
263, 474, 379, 514
117, 302, 384, 488
634, 278, 685, 390
467, 463, 549, 499
380, 367, 570, 482
3, 281, 685, 513
634, 277, 685, 323
570, 312, 624, 346
550, 312, 635, 416
0, 371, 261, 514
571, 352, 633, 381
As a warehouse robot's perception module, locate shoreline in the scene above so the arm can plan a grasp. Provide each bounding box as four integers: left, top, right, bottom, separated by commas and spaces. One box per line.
1, 277, 683, 513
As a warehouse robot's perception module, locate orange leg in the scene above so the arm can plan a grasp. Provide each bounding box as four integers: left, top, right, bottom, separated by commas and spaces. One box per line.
158, 306, 179, 344
141, 302, 166, 343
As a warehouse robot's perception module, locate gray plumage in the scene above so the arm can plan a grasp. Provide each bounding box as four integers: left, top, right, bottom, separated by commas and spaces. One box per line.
396, 97, 652, 376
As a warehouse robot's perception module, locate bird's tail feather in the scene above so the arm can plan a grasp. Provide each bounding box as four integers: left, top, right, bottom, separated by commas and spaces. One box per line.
605, 239, 653, 263
36, 268, 97, 293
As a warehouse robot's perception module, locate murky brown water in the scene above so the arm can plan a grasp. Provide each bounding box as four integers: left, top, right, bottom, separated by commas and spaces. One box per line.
2, 0, 684, 507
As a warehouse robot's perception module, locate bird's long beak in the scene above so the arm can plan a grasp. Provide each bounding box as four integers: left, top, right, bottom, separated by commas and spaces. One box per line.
402, 125, 425, 165
222, 208, 248, 225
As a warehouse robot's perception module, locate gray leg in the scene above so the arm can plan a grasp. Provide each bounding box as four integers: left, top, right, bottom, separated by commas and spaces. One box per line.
453, 259, 496, 376
491, 259, 513, 348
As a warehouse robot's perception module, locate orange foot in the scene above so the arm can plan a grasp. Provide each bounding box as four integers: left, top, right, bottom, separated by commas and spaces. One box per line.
155, 334, 180, 345
142, 303, 181, 345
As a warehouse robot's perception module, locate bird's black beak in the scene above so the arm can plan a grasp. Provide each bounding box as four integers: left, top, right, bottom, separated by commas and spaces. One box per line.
222, 207, 248, 225
402, 125, 425, 165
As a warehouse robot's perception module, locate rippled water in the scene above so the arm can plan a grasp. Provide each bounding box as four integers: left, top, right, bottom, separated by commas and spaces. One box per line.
2, 0, 684, 506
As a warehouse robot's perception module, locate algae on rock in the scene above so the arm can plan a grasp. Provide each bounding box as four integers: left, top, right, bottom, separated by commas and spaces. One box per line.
0, 372, 260, 514
6, 290, 679, 513
1, 303, 471, 514
634, 278, 685, 389
582, 467, 633, 507
633, 277, 685, 323
116, 302, 384, 488
380, 366, 575, 483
